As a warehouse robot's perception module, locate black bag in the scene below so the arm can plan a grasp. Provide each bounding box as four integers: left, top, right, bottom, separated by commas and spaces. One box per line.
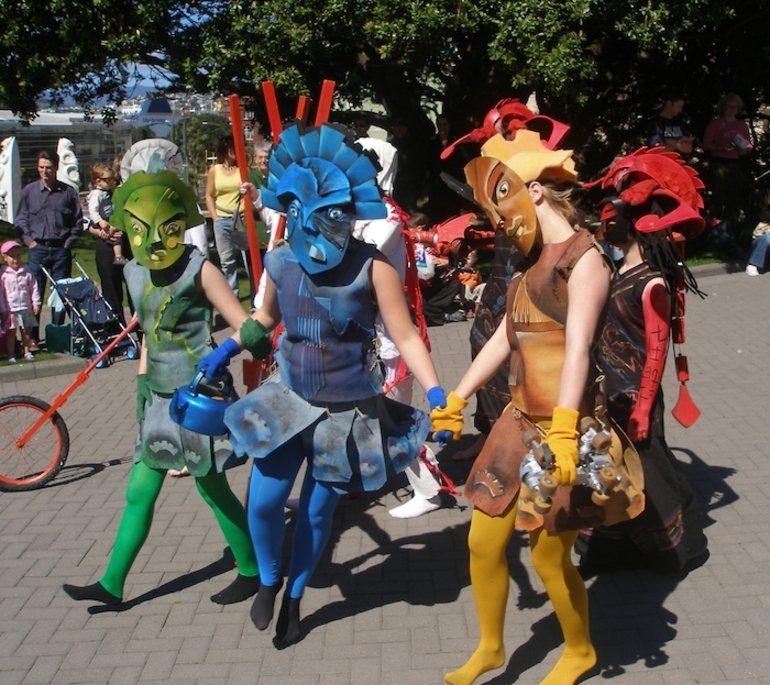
230, 203, 250, 252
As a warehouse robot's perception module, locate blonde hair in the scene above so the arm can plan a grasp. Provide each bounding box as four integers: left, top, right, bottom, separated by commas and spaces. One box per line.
538, 173, 578, 226
91, 163, 114, 182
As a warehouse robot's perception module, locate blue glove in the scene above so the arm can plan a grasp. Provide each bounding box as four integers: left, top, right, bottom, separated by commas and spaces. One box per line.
426, 386, 447, 411
197, 338, 241, 379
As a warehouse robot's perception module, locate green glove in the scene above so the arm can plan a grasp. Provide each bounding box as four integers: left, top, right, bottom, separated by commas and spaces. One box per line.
429, 392, 468, 442
239, 318, 272, 359
136, 374, 153, 424
544, 406, 580, 485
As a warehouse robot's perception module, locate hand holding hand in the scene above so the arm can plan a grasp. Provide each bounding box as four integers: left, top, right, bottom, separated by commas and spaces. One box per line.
544, 407, 580, 485
429, 391, 468, 444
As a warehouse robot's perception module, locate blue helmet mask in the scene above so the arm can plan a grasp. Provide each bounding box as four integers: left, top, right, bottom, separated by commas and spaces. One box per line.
260, 122, 387, 274
278, 158, 354, 274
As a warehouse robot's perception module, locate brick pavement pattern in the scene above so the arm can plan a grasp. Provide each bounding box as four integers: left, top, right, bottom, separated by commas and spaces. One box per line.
1, 270, 769, 684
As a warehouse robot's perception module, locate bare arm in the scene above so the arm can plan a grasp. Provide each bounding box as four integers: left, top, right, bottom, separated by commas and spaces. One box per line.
557, 248, 611, 410
454, 320, 511, 400
372, 257, 440, 392
138, 337, 148, 375
199, 259, 249, 331
205, 167, 218, 220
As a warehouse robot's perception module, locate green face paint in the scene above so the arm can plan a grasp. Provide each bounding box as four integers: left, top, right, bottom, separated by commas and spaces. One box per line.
110, 171, 204, 271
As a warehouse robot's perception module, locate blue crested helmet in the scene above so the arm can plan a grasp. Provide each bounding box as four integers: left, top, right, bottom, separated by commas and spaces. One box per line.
260, 122, 386, 274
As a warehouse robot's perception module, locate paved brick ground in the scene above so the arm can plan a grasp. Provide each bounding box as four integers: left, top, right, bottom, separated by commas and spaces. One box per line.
1, 269, 769, 684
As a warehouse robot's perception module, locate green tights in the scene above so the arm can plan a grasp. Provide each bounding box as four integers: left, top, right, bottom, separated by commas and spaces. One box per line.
100, 461, 258, 598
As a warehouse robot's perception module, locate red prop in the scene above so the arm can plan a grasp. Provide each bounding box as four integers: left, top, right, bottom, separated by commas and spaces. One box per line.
227, 94, 264, 288
441, 98, 571, 160
314, 80, 336, 125
671, 354, 701, 427
295, 96, 311, 125
261, 81, 283, 143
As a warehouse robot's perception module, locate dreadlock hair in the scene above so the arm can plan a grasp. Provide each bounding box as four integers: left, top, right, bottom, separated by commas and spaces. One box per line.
630, 197, 706, 308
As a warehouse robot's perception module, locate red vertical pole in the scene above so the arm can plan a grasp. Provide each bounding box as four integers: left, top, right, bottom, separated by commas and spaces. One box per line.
313, 80, 336, 125
295, 96, 311, 125
227, 94, 263, 287
262, 81, 283, 143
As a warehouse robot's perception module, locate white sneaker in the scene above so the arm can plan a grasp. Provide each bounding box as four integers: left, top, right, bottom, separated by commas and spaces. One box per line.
746, 265, 760, 276
23, 352, 34, 361
7, 356, 17, 364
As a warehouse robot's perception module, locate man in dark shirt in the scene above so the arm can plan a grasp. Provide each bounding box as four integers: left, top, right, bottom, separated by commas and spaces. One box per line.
648, 94, 695, 155
15, 150, 83, 341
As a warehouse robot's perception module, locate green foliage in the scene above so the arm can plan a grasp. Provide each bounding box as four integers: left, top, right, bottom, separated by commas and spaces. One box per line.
169, 115, 231, 180
2, 0, 770, 180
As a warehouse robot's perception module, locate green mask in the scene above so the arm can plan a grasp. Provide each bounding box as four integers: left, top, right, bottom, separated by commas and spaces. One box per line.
111, 171, 203, 271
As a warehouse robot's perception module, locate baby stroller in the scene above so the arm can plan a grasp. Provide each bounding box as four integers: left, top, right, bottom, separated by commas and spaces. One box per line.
41, 259, 140, 365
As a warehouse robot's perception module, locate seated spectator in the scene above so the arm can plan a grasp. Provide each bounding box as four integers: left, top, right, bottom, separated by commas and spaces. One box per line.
409, 213, 469, 325
455, 249, 485, 312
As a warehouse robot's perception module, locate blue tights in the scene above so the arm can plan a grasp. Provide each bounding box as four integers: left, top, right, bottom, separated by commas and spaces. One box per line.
247, 435, 341, 599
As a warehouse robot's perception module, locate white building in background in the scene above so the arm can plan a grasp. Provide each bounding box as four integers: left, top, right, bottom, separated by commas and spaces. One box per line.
127, 98, 174, 138
0, 110, 133, 189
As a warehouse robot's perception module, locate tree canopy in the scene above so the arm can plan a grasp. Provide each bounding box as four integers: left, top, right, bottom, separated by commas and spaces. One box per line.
2, 0, 769, 177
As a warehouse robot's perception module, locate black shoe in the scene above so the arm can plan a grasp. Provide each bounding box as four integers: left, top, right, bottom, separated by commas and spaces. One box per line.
250, 578, 283, 630
210, 573, 261, 605
62, 582, 121, 605
274, 593, 301, 647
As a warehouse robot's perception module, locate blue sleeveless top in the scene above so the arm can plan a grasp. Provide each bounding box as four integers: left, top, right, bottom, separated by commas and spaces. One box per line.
265, 240, 384, 403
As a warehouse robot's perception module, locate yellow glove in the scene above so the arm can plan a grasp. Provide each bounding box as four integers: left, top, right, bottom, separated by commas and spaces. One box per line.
544, 406, 580, 485
429, 392, 468, 442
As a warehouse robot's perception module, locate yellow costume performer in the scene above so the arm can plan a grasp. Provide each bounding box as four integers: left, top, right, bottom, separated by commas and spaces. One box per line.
431, 131, 644, 685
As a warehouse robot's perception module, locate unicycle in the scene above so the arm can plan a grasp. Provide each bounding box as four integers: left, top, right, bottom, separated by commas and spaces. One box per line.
0, 316, 139, 492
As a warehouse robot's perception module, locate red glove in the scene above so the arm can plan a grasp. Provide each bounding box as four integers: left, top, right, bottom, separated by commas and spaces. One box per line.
627, 282, 670, 442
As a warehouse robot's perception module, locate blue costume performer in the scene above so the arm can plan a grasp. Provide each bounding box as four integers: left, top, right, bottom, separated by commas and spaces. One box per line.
197, 122, 446, 647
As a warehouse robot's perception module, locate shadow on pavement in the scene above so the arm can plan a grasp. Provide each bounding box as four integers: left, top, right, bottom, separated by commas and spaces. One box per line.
672, 446, 738, 527
86, 552, 234, 615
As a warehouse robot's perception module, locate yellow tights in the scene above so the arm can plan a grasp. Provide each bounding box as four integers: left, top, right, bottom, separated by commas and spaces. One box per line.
445, 506, 595, 685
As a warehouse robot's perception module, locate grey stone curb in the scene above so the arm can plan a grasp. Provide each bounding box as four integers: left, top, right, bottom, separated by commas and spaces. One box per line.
0, 353, 88, 382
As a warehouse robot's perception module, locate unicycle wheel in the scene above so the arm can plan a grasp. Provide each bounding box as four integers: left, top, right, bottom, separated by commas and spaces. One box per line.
0, 396, 70, 492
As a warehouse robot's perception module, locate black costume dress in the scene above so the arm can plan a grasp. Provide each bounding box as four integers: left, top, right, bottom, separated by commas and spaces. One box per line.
576, 262, 707, 574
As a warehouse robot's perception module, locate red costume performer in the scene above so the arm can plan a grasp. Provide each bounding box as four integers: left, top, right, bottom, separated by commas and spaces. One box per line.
577, 147, 709, 575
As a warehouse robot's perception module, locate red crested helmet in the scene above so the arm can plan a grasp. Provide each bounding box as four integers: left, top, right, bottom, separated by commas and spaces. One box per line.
587, 146, 706, 240
441, 99, 571, 160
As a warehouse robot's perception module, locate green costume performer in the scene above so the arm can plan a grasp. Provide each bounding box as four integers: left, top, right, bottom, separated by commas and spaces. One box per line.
63, 172, 259, 607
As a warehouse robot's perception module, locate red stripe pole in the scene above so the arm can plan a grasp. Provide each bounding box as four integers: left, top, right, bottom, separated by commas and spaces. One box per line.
261, 81, 283, 143
313, 80, 336, 125
295, 95, 311, 125
227, 94, 263, 287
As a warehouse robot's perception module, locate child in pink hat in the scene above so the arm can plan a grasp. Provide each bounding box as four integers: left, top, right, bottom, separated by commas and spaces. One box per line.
1, 240, 41, 363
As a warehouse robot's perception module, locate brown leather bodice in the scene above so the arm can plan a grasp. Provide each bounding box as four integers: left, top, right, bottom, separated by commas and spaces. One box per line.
505, 229, 602, 416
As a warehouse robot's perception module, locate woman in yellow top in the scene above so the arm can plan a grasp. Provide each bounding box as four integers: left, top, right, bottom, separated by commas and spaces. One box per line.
205, 136, 243, 296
